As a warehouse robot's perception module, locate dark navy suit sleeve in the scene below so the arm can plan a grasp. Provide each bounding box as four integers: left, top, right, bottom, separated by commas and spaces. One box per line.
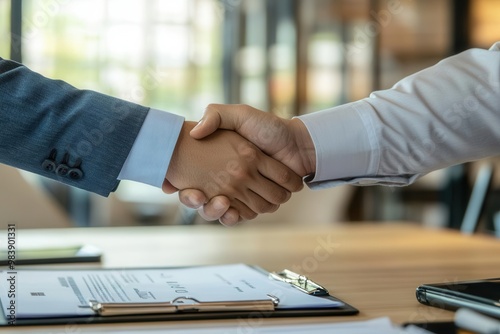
0, 58, 149, 196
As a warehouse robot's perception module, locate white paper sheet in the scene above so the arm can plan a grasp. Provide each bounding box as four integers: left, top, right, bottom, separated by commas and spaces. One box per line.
98, 317, 430, 334
0, 317, 433, 334
0, 264, 342, 318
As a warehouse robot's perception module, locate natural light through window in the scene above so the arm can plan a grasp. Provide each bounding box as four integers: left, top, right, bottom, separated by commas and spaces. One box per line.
21, 0, 223, 120
0, 0, 9, 58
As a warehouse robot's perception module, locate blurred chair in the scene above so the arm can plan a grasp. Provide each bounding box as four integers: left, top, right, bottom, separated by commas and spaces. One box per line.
0, 164, 72, 229
460, 163, 494, 235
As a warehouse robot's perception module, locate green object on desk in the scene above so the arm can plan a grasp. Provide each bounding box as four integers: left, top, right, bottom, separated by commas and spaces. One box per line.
0, 244, 102, 265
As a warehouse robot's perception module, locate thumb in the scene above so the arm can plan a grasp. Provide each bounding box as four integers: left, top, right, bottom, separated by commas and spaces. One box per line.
190, 104, 240, 139
162, 179, 178, 194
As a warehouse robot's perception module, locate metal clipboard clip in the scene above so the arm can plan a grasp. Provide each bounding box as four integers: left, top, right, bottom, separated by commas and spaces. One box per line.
269, 269, 329, 296
85, 294, 279, 317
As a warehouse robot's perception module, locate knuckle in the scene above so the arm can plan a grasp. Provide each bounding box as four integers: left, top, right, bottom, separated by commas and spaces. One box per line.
270, 188, 290, 204
276, 169, 304, 192
231, 168, 248, 181
180, 193, 202, 209
238, 205, 258, 220
276, 169, 292, 185
291, 180, 304, 192
277, 170, 304, 192
245, 211, 258, 220
198, 207, 217, 221
239, 145, 258, 161
204, 206, 221, 219
220, 216, 237, 227
279, 189, 292, 203
267, 204, 280, 213
255, 201, 276, 214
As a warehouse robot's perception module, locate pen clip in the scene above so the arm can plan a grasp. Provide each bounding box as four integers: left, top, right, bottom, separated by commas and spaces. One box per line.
269, 269, 329, 296
87, 294, 279, 317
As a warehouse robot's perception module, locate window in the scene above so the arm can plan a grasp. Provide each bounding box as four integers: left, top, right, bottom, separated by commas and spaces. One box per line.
0, 0, 9, 58
21, 0, 223, 120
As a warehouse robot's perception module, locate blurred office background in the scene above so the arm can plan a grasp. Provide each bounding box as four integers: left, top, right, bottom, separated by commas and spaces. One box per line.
1, 0, 499, 233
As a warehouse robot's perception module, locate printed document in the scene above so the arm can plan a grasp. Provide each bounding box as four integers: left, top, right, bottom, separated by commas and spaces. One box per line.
0, 264, 342, 318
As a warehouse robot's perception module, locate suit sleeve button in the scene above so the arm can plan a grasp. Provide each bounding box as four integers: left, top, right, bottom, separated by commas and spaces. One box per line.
42, 160, 56, 172
42, 149, 58, 172
56, 164, 69, 176
68, 168, 83, 180
55, 152, 71, 176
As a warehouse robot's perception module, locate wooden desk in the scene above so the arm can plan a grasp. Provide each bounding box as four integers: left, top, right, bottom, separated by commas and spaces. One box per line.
2, 222, 499, 332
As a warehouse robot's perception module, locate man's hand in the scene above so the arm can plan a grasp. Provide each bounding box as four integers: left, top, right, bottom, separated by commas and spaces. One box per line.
170, 105, 316, 225
164, 121, 304, 222
191, 104, 316, 177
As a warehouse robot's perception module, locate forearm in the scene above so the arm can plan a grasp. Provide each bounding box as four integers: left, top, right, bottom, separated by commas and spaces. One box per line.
299, 42, 500, 188
0, 58, 149, 196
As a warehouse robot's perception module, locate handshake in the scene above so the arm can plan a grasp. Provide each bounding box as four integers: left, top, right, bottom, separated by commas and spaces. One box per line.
163, 104, 317, 226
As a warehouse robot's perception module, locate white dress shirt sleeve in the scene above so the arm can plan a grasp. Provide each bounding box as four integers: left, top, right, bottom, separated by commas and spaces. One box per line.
298, 42, 500, 189
118, 108, 184, 188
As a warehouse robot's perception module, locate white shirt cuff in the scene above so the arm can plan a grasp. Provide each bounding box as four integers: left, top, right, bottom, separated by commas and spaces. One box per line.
118, 108, 184, 188
297, 100, 377, 184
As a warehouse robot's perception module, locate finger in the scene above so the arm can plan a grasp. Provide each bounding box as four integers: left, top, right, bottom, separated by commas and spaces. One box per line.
178, 189, 208, 209
196, 196, 231, 220
190, 104, 245, 139
190, 106, 223, 139
238, 188, 280, 214
248, 176, 292, 206
223, 143, 285, 211
257, 157, 304, 193
162, 179, 179, 194
230, 198, 258, 221
219, 208, 240, 227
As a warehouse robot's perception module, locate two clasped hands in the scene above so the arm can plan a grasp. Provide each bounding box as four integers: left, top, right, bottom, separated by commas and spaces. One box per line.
154, 42, 500, 226
162, 104, 314, 226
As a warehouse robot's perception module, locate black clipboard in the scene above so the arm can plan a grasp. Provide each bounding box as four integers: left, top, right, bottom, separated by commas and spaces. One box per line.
0, 264, 358, 326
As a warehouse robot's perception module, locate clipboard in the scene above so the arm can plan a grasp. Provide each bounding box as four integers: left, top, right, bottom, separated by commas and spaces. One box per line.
0, 264, 358, 326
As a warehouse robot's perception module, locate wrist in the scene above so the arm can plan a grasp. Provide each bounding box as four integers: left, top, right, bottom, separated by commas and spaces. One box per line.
289, 118, 316, 176
166, 121, 196, 185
